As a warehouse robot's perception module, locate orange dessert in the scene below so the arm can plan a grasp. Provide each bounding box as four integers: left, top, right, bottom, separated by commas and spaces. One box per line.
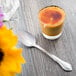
39, 6, 65, 40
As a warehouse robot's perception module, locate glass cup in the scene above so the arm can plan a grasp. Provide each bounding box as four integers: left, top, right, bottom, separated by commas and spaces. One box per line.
0, 0, 20, 21
38, 6, 65, 40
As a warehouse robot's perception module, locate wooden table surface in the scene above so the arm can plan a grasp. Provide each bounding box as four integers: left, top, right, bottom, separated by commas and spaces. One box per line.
2, 0, 76, 76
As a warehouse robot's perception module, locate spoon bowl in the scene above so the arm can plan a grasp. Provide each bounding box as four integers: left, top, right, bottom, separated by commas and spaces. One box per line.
18, 31, 36, 47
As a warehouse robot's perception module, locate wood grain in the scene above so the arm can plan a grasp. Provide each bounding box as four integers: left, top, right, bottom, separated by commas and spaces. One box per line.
1, 0, 76, 76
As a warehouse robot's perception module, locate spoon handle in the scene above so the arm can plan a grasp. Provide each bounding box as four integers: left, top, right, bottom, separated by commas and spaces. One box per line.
34, 44, 72, 71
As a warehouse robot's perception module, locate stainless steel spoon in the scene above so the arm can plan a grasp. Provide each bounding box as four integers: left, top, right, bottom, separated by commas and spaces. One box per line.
17, 31, 72, 71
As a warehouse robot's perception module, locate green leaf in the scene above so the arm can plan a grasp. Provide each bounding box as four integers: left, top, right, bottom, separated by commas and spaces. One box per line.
3, 20, 8, 22
16, 74, 21, 76
9, 27, 13, 30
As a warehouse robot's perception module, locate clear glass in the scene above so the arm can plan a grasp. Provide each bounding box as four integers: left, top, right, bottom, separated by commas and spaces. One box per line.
38, 6, 65, 40
0, 0, 20, 21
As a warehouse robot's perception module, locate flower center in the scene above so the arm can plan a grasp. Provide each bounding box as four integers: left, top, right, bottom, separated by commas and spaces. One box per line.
0, 48, 4, 62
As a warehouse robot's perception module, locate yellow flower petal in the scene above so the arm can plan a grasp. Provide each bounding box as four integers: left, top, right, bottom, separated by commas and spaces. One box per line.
0, 25, 26, 75
0, 25, 18, 48
0, 69, 16, 76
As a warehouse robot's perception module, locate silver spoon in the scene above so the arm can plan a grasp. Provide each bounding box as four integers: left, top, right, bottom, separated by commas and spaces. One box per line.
17, 31, 72, 71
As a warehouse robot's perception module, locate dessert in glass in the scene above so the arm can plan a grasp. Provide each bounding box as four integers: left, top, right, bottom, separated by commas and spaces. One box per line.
39, 6, 65, 40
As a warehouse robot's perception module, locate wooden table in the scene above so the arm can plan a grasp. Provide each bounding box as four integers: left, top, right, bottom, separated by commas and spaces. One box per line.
2, 0, 76, 76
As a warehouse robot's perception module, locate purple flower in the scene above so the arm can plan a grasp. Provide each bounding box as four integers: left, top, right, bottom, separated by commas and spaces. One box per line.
0, 13, 4, 21
0, 22, 3, 27
0, 7, 4, 27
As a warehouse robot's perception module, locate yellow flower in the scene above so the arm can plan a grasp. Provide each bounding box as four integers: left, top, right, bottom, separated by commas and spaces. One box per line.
0, 25, 18, 48
0, 48, 25, 72
0, 25, 26, 76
